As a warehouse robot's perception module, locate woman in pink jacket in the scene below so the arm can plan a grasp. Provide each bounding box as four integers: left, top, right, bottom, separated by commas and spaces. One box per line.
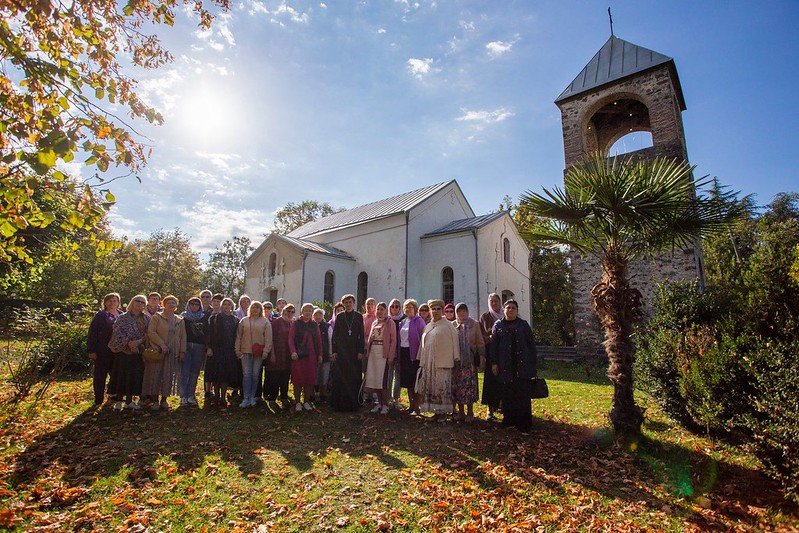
363, 302, 397, 414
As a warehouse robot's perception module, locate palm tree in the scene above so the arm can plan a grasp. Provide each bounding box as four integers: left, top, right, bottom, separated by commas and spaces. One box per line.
520, 154, 739, 437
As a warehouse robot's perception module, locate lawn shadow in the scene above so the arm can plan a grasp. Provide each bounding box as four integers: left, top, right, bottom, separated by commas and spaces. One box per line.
10, 398, 797, 531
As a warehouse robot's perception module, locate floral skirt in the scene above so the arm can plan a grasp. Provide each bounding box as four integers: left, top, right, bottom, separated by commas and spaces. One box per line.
415, 358, 452, 415
451, 360, 478, 404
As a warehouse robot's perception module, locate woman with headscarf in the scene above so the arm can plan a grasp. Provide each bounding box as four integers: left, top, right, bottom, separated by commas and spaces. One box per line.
181, 296, 207, 406
363, 302, 397, 415
385, 298, 404, 408
108, 295, 150, 410
489, 299, 537, 433
289, 303, 322, 411
414, 299, 460, 422
452, 302, 485, 422
330, 294, 364, 412
87, 292, 121, 406
479, 292, 504, 420
144, 295, 186, 410
206, 297, 239, 406
264, 304, 294, 410
313, 307, 332, 403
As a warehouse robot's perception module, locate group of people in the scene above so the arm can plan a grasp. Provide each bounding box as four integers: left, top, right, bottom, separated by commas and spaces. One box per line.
87, 290, 539, 432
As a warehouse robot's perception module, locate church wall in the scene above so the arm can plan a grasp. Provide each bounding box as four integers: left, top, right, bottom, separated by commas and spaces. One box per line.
300, 254, 356, 304
243, 239, 304, 306
308, 214, 408, 304
420, 233, 478, 313
406, 185, 474, 300
476, 216, 531, 322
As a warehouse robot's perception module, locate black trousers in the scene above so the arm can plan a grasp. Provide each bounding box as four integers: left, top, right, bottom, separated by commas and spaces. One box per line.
264, 369, 290, 401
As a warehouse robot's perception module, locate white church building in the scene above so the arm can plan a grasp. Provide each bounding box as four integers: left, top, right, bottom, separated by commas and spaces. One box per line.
243, 180, 531, 321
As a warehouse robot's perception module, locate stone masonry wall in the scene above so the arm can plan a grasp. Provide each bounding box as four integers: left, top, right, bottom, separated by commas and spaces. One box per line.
557, 64, 702, 355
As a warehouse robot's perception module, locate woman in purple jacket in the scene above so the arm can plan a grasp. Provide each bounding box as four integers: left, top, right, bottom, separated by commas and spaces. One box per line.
87, 292, 122, 405
398, 298, 427, 414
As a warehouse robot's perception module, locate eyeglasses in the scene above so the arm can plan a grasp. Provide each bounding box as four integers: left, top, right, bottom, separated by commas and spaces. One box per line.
390, 304, 400, 308
420, 308, 429, 312
265, 306, 273, 310
445, 309, 454, 313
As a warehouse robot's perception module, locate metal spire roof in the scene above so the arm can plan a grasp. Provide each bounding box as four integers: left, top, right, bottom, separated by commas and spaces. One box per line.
555, 35, 685, 110
288, 181, 457, 238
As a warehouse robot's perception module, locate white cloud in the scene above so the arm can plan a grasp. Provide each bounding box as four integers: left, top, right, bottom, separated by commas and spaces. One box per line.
377, 28, 386, 34
407, 57, 436, 79
485, 34, 520, 59
456, 108, 515, 124
137, 69, 183, 112
181, 55, 233, 76
274, 1, 310, 23
319, 2, 327, 8
179, 200, 273, 253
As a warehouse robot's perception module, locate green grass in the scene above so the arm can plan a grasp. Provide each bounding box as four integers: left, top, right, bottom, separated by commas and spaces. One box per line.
0, 362, 795, 531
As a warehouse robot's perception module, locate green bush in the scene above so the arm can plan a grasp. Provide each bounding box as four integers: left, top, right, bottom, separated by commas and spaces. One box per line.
636, 281, 799, 503
738, 339, 799, 504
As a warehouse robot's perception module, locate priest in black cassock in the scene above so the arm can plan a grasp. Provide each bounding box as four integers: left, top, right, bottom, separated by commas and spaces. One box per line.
330, 294, 364, 411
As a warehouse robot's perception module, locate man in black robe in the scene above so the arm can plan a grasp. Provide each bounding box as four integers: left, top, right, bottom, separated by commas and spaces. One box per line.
330, 294, 364, 411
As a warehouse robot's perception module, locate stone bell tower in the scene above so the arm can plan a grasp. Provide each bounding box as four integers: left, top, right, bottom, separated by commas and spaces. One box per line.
555, 34, 704, 352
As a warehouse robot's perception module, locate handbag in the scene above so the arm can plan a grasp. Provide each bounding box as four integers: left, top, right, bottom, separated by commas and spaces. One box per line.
531, 377, 549, 399
252, 343, 264, 357
142, 346, 163, 363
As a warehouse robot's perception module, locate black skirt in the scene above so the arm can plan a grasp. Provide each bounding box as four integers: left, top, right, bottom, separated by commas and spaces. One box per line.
399, 347, 420, 388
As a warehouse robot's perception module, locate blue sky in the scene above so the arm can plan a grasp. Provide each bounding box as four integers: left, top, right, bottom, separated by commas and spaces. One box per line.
87, 1, 799, 255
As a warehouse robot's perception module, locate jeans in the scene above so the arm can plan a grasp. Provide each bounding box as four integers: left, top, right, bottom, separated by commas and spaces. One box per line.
241, 353, 264, 403
180, 342, 205, 399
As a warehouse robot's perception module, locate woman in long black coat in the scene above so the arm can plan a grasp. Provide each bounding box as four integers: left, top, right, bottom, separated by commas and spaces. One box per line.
329, 294, 364, 412
489, 299, 537, 432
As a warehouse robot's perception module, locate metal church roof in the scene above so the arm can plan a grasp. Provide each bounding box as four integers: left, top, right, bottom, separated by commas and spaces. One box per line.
422, 211, 506, 238
288, 181, 454, 238
555, 35, 685, 110
276, 234, 355, 260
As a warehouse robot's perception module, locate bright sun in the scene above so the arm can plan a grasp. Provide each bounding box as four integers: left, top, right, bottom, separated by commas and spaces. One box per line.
174, 84, 242, 147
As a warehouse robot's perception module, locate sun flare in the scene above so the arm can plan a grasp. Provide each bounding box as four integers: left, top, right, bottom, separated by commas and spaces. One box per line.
174, 84, 242, 146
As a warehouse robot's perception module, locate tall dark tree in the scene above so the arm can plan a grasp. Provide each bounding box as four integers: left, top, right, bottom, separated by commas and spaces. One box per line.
202, 236, 254, 299
273, 201, 343, 235
520, 154, 739, 437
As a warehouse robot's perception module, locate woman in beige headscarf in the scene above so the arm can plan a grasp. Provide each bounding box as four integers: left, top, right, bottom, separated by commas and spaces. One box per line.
414, 299, 460, 422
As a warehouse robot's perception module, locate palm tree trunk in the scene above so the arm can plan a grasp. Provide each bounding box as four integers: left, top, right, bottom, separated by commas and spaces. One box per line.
592, 253, 644, 437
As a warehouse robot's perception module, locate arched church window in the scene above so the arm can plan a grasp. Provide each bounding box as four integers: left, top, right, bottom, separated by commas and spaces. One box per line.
324, 271, 335, 303
501, 289, 515, 304
503, 238, 511, 264
268, 252, 277, 277
442, 267, 454, 304
357, 272, 368, 310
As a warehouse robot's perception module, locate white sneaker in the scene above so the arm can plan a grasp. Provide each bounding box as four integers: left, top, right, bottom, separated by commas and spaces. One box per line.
295, 403, 303, 412
126, 402, 140, 410
370, 404, 381, 413
380, 405, 390, 415
113, 401, 124, 411
303, 402, 313, 411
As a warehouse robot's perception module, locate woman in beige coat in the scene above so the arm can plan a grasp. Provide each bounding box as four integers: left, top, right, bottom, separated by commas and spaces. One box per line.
235, 301, 273, 408
414, 299, 460, 421
145, 295, 187, 410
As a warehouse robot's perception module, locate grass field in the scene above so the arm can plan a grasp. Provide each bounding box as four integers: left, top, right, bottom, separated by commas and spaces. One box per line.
0, 361, 796, 531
